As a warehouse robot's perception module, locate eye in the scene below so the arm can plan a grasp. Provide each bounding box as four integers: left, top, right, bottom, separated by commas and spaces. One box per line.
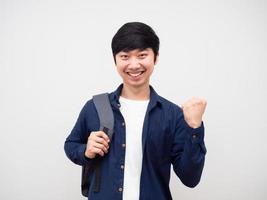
138, 53, 147, 59
120, 55, 129, 60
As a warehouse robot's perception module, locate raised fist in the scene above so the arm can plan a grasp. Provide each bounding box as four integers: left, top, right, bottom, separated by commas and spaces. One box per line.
181, 97, 207, 128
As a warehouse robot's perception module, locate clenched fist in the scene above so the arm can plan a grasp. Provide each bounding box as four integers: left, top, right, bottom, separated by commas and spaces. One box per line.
85, 131, 110, 159
182, 97, 207, 129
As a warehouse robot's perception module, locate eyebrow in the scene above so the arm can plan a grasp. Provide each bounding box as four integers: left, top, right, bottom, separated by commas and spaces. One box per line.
120, 48, 149, 54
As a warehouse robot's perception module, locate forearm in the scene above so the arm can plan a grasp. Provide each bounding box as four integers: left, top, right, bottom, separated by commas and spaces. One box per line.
64, 100, 94, 166
172, 122, 207, 187
64, 139, 93, 166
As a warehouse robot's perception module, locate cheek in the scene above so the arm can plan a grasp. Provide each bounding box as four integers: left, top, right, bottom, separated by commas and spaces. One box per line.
116, 60, 127, 69
144, 60, 155, 71
144, 57, 155, 65
116, 65, 126, 76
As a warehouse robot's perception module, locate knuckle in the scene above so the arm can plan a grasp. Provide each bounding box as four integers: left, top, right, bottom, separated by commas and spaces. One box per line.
89, 132, 96, 139
92, 131, 97, 135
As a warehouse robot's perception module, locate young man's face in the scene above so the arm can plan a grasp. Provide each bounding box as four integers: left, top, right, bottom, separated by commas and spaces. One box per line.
115, 48, 158, 89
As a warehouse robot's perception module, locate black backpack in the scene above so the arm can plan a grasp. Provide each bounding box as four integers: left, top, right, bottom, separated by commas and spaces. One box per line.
81, 93, 114, 197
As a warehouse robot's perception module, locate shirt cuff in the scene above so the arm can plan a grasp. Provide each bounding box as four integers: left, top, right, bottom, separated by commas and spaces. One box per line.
184, 120, 205, 144
79, 144, 93, 165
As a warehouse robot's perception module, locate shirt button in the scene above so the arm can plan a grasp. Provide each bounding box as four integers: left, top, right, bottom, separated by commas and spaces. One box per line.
117, 103, 121, 108
122, 122, 125, 126
118, 187, 123, 192
192, 134, 197, 139
121, 165, 124, 169
122, 143, 126, 148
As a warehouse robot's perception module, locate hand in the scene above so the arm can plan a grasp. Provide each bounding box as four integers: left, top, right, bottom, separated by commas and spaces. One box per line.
85, 131, 110, 159
182, 97, 207, 128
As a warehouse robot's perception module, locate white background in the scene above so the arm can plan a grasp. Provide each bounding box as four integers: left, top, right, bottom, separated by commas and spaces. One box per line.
1, 0, 267, 199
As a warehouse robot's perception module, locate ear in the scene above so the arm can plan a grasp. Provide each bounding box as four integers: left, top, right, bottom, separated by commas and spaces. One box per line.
154, 53, 159, 65
113, 54, 117, 65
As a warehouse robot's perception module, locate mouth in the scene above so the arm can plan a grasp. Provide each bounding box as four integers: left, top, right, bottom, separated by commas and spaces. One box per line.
126, 71, 145, 78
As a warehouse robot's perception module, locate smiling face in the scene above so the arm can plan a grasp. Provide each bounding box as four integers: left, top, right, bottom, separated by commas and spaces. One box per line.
115, 48, 158, 90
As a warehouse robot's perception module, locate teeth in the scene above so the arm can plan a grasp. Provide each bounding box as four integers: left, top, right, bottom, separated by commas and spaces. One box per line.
128, 72, 143, 77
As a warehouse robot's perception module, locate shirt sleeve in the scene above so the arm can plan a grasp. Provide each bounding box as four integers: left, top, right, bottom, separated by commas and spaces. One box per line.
171, 109, 207, 188
64, 100, 94, 166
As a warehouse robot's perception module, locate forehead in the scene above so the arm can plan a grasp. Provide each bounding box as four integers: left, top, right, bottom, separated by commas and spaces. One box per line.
118, 48, 152, 54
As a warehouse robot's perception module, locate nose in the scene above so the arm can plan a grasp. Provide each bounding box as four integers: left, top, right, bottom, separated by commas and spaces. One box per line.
127, 57, 141, 69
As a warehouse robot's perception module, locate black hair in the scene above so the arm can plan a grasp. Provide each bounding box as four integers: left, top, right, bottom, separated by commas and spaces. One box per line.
111, 22, 160, 63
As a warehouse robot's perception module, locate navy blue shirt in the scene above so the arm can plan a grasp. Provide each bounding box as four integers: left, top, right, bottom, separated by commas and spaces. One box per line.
64, 84, 207, 200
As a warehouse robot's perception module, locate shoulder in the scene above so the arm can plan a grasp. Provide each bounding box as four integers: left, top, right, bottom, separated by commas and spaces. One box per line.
157, 95, 183, 115
78, 98, 97, 119
155, 95, 185, 133
81, 98, 94, 110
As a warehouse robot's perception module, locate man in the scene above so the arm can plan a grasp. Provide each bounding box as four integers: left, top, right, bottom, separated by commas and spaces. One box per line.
64, 22, 207, 200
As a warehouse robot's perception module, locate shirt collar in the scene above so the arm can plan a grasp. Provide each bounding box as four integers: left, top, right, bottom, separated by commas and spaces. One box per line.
109, 83, 162, 109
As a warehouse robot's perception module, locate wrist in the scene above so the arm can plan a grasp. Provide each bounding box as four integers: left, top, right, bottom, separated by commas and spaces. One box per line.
185, 119, 202, 129
85, 150, 95, 159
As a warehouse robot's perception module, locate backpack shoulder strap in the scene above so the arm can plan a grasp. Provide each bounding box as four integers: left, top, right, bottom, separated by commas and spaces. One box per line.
91, 93, 114, 193
81, 93, 115, 197
93, 93, 114, 139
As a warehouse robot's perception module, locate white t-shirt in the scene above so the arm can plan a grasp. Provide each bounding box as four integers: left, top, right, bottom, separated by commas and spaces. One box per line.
119, 96, 149, 200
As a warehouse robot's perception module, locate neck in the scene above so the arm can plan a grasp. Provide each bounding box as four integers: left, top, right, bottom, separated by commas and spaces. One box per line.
120, 83, 150, 100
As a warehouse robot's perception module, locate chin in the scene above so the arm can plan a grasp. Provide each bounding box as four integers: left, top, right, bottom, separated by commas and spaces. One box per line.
124, 80, 149, 88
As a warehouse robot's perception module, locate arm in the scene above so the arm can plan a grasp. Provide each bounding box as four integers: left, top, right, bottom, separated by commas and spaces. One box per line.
171, 97, 207, 187
64, 100, 110, 166
64, 101, 93, 166
171, 114, 206, 187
